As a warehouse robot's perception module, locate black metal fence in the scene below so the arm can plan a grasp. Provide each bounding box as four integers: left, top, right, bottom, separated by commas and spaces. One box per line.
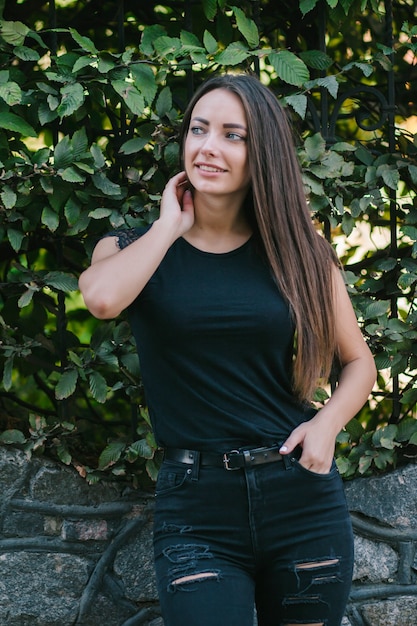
44, 0, 403, 418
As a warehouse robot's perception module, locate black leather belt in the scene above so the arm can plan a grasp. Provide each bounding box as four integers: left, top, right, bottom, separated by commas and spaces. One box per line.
163, 446, 283, 471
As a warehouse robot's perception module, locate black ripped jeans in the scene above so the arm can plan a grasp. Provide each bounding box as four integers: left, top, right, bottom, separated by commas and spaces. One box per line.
153, 454, 353, 626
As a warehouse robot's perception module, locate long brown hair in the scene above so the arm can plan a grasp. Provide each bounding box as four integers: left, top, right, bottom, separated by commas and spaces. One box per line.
178, 73, 340, 403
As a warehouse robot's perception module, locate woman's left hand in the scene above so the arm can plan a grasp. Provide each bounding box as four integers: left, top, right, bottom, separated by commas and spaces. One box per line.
279, 414, 337, 474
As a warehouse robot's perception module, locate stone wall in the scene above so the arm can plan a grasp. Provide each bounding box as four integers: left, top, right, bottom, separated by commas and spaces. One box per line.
1, 446, 416, 626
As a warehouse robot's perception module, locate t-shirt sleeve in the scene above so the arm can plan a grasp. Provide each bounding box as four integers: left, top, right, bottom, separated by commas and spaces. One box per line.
101, 226, 151, 250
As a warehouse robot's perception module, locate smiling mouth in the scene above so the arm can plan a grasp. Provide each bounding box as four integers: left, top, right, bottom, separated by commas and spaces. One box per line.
197, 164, 226, 173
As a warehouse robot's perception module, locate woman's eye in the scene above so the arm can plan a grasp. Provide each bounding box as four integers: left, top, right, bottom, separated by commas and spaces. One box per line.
190, 126, 204, 135
227, 132, 246, 141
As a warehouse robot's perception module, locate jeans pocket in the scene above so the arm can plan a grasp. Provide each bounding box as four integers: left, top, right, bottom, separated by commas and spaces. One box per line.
290, 457, 338, 480
155, 461, 190, 496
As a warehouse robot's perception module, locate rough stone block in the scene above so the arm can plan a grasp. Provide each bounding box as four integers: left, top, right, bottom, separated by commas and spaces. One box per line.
361, 596, 417, 626
61, 519, 109, 542
0, 551, 90, 625
3, 511, 45, 537
353, 536, 398, 583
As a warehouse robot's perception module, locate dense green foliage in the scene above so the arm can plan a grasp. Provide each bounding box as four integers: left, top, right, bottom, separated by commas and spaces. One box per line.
0, 0, 416, 486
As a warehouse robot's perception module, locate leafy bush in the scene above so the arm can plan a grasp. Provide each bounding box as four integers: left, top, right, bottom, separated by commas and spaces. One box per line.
0, 1, 416, 485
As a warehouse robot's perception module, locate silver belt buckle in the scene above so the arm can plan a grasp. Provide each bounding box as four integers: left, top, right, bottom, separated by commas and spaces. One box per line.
223, 450, 240, 470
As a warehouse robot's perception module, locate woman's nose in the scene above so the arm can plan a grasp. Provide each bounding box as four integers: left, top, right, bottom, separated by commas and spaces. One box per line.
200, 133, 219, 155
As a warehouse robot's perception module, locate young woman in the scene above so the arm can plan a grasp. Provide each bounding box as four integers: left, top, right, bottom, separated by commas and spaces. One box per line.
79, 74, 376, 626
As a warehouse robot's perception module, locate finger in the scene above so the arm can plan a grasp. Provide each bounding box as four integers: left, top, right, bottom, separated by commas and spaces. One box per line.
279, 432, 303, 455
182, 189, 194, 211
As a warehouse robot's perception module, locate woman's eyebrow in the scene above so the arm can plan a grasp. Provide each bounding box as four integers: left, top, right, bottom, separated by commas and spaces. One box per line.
223, 123, 247, 130
191, 116, 247, 130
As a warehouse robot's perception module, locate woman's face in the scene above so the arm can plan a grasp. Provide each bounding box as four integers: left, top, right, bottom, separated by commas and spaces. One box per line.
184, 88, 251, 201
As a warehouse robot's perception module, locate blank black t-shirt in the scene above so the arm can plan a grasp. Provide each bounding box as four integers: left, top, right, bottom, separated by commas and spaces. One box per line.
112, 227, 316, 452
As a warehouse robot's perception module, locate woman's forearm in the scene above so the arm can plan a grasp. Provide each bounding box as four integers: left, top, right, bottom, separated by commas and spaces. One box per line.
78, 219, 176, 319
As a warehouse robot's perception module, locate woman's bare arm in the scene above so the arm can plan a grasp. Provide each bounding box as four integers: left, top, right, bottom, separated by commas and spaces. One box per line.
78, 172, 194, 319
279, 267, 377, 472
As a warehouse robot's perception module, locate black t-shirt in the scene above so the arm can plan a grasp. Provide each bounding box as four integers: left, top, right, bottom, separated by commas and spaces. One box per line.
112, 227, 316, 452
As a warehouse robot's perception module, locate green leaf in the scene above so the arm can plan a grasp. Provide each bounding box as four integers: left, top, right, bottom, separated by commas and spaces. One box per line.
364, 300, 390, 319
396, 417, 417, 441
119, 137, 148, 155
231, 6, 259, 48
153, 35, 181, 58
202, 0, 218, 20
54, 136, 73, 169
164, 142, 179, 169
38, 101, 58, 125
90, 143, 106, 168
0, 81, 21, 105
400, 387, 417, 405
72, 56, 95, 74
64, 197, 80, 226
130, 63, 157, 106
304, 133, 326, 161
89, 370, 107, 403
379, 165, 400, 190
69, 28, 98, 54
112, 80, 145, 116
341, 212, 355, 236
268, 51, 310, 87
398, 273, 417, 289
155, 86, 172, 117
358, 454, 373, 474
14, 45, 40, 61
0, 429, 26, 444
88, 208, 112, 219
335, 456, 352, 477
284, 94, 307, 118
203, 30, 218, 54
60, 166, 86, 183
7, 228, 24, 252
345, 417, 365, 441
146, 458, 159, 481
343, 61, 373, 78
98, 441, 126, 470
57, 83, 85, 119
92, 172, 122, 196
0, 20, 30, 46
299, 50, 333, 70
372, 424, 397, 449
71, 127, 88, 158
313, 386, 329, 402
44, 271, 78, 292
215, 42, 250, 66
56, 444, 72, 465
0, 111, 37, 136
316, 75, 339, 98
2, 355, 13, 391
374, 352, 392, 370
129, 438, 153, 460
41, 205, 60, 232
1, 185, 17, 209
97, 56, 116, 73
180, 30, 202, 49
139, 24, 167, 56
55, 369, 78, 400
18, 287, 36, 308
299, 0, 319, 15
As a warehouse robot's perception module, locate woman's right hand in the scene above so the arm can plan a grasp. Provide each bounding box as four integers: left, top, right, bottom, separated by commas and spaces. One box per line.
158, 171, 195, 240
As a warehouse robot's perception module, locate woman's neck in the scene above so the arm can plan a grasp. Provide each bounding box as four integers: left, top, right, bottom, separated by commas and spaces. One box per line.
182, 192, 252, 253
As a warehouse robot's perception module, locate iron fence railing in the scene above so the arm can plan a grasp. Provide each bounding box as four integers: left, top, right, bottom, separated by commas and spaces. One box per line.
45, 0, 400, 417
